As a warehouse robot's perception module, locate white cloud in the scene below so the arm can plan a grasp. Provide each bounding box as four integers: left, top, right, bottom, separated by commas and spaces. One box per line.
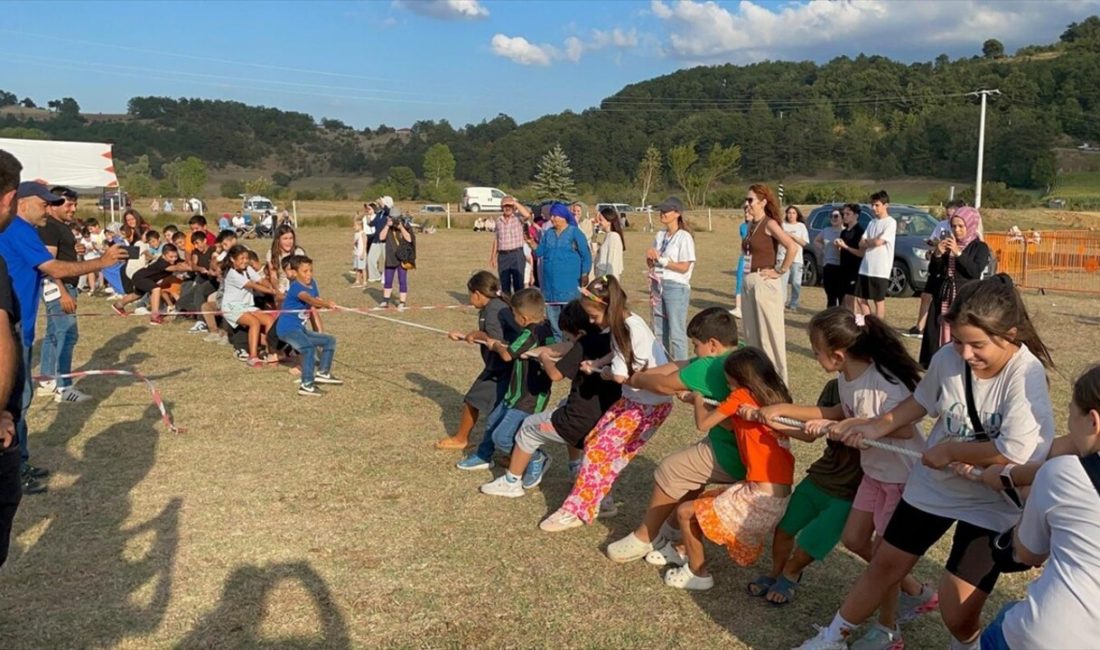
649, 0, 1100, 62
591, 28, 640, 49
564, 37, 585, 63
491, 34, 555, 66
395, 0, 488, 21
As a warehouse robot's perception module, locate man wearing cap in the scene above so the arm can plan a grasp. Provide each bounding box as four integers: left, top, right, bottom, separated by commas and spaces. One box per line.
490, 196, 532, 295
366, 197, 392, 283
36, 186, 91, 403
0, 181, 127, 494
0, 150, 26, 567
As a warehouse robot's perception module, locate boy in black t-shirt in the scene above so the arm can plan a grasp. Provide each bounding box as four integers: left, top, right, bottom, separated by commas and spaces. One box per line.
111, 244, 191, 324
457, 288, 555, 471
480, 300, 623, 497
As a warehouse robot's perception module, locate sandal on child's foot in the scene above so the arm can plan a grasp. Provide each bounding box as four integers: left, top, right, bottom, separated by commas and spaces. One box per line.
246, 358, 264, 368
765, 573, 801, 605
747, 575, 777, 597
645, 540, 688, 567
663, 566, 714, 591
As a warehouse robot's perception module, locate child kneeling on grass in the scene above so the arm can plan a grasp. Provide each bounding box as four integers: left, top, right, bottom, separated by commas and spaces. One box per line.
111, 243, 190, 325
660, 348, 800, 591
456, 288, 555, 473
480, 299, 622, 498
275, 255, 343, 397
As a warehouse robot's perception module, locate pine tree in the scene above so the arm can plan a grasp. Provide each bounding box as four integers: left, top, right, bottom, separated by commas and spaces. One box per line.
533, 143, 576, 199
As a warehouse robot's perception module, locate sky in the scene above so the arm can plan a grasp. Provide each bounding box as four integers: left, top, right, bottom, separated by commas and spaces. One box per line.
1, 0, 1097, 130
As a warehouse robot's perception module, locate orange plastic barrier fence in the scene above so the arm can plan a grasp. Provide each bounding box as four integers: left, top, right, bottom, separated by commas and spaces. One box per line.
985, 230, 1100, 294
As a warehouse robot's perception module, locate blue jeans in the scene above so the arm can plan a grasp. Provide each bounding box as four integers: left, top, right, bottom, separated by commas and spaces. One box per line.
979, 602, 1017, 650
779, 262, 803, 308
652, 281, 690, 361
545, 303, 563, 342
279, 328, 336, 386
39, 285, 80, 389
473, 401, 531, 462
16, 346, 33, 468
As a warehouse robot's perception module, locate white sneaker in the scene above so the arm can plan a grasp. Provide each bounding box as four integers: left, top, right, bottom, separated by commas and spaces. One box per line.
55, 387, 91, 403
850, 623, 903, 650
203, 332, 223, 343
539, 508, 583, 532
597, 494, 618, 518
793, 625, 850, 650
36, 380, 57, 397
645, 540, 688, 567
606, 532, 655, 563
663, 565, 714, 591
134, 307, 150, 316
480, 474, 524, 498
188, 321, 208, 334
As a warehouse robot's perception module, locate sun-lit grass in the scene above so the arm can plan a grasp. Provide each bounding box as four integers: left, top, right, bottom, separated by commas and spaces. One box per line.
0, 221, 1095, 648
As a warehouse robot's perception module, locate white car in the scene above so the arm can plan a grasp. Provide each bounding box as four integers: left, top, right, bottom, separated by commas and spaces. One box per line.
242, 195, 277, 214
462, 187, 505, 212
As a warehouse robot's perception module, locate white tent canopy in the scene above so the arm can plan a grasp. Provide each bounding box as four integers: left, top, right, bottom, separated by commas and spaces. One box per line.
0, 137, 118, 190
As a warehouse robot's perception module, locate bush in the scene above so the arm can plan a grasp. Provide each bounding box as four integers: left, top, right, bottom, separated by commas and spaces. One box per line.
955, 183, 1036, 209
783, 182, 870, 205
220, 179, 245, 199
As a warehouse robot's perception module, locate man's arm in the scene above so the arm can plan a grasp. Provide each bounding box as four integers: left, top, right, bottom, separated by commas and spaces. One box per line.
40, 245, 126, 279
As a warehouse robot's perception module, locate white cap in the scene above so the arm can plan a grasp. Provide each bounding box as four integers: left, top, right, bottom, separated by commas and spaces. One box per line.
381, 196, 394, 209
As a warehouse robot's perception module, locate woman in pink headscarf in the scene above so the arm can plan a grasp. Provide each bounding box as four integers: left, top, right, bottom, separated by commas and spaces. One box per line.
919, 206, 991, 367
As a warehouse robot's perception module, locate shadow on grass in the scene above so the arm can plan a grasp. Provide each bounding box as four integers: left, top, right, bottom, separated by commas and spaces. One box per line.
176, 561, 350, 650
405, 372, 466, 433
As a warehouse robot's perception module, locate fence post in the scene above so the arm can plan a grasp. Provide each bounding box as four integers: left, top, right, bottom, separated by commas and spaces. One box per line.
708, 208, 713, 232
446, 203, 451, 230
1021, 237, 1029, 288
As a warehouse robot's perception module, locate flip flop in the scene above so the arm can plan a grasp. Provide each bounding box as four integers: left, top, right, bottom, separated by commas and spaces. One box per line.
434, 437, 468, 450
747, 575, 777, 597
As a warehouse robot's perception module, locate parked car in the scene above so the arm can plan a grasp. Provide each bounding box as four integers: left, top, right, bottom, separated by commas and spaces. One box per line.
803, 203, 941, 297
419, 204, 446, 214
97, 190, 131, 211
462, 187, 505, 212
242, 195, 277, 214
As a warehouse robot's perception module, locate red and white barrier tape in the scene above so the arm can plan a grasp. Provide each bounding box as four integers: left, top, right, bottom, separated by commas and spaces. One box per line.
34, 370, 182, 433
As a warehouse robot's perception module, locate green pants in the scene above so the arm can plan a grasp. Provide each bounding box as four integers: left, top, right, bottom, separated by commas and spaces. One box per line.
777, 477, 853, 561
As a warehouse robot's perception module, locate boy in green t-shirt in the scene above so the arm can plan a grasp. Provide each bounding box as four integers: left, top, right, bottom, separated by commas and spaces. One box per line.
606, 307, 744, 564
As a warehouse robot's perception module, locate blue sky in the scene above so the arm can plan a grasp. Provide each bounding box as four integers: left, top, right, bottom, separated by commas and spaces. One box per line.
1, 0, 1095, 129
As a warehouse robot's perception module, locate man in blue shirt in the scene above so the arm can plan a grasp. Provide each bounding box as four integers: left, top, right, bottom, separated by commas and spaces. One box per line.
0, 181, 127, 494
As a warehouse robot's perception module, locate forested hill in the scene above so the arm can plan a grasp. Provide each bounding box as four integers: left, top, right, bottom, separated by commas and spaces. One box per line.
1, 16, 1098, 194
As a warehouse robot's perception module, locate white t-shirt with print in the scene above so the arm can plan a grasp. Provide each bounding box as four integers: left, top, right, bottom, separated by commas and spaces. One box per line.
653, 230, 696, 286
903, 343, 1055, 532
612, 313, 672, 406
776, 222, 809, 265
222, 267, 262, 307
859, 216, 896, 279
838, 365, 926, 484
1002, 454, 1100, 649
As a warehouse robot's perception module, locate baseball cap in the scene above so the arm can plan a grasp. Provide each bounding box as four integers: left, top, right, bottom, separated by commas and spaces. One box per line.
656, 196, 684, 214
17, 181, 64, 206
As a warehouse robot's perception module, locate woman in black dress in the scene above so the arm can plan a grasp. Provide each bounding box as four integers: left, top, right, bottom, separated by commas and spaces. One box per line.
919, 207, 991, 367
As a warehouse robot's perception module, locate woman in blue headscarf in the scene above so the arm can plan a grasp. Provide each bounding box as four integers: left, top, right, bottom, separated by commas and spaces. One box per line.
525, 202, 592, 340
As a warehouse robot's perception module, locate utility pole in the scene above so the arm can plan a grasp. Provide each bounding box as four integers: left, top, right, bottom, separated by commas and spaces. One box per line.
968, 89, 1001, 209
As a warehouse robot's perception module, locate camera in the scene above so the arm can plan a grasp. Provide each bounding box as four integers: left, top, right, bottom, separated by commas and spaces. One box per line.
390, 215, 411, 228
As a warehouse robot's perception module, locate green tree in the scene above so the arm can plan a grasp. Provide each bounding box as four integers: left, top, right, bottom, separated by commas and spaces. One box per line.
117, 154, 155, 197
532, 143, 576, 199
422, 143, 456, 189
697, 143, 742, 207
220, 179, 246, 198
162, 156, 207, 196
331, 183, 349, 200
982, 39, 1005, 59
245, 176, 273, 197
668, 141, 701, 208
635, 145, 662, 208
272, 172, 292, 187
387, 166, 418, 200
0, 90, 16, 107
18, 97, 35, 108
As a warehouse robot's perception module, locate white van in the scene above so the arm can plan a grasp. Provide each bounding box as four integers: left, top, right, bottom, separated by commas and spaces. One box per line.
242, 195, 277, 214
462, 187, 505, 212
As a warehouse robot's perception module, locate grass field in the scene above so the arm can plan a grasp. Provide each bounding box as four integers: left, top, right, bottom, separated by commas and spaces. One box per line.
1, 220, 1096, 648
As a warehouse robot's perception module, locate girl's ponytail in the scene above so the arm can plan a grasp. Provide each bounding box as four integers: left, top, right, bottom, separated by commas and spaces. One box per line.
945, 273, 1053, 368
584, 275, 635, 374
809, 307, 922, 391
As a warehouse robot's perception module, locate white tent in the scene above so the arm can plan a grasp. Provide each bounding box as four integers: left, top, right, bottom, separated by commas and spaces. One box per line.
0, 137, 118, 190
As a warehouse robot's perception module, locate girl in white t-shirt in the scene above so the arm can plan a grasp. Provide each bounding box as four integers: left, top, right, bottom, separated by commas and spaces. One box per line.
221, 245, 279, 367
646, 207, 695, 362
779, 206, 810, 311
758, 307, 931, 647
795, 275, 1055, 650
978, 364, 1100, 650
540, 275, 673, 533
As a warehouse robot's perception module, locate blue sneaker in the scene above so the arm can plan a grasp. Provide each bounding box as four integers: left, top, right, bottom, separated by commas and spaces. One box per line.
522, 450, 552, 489
456, 454, 490, 471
